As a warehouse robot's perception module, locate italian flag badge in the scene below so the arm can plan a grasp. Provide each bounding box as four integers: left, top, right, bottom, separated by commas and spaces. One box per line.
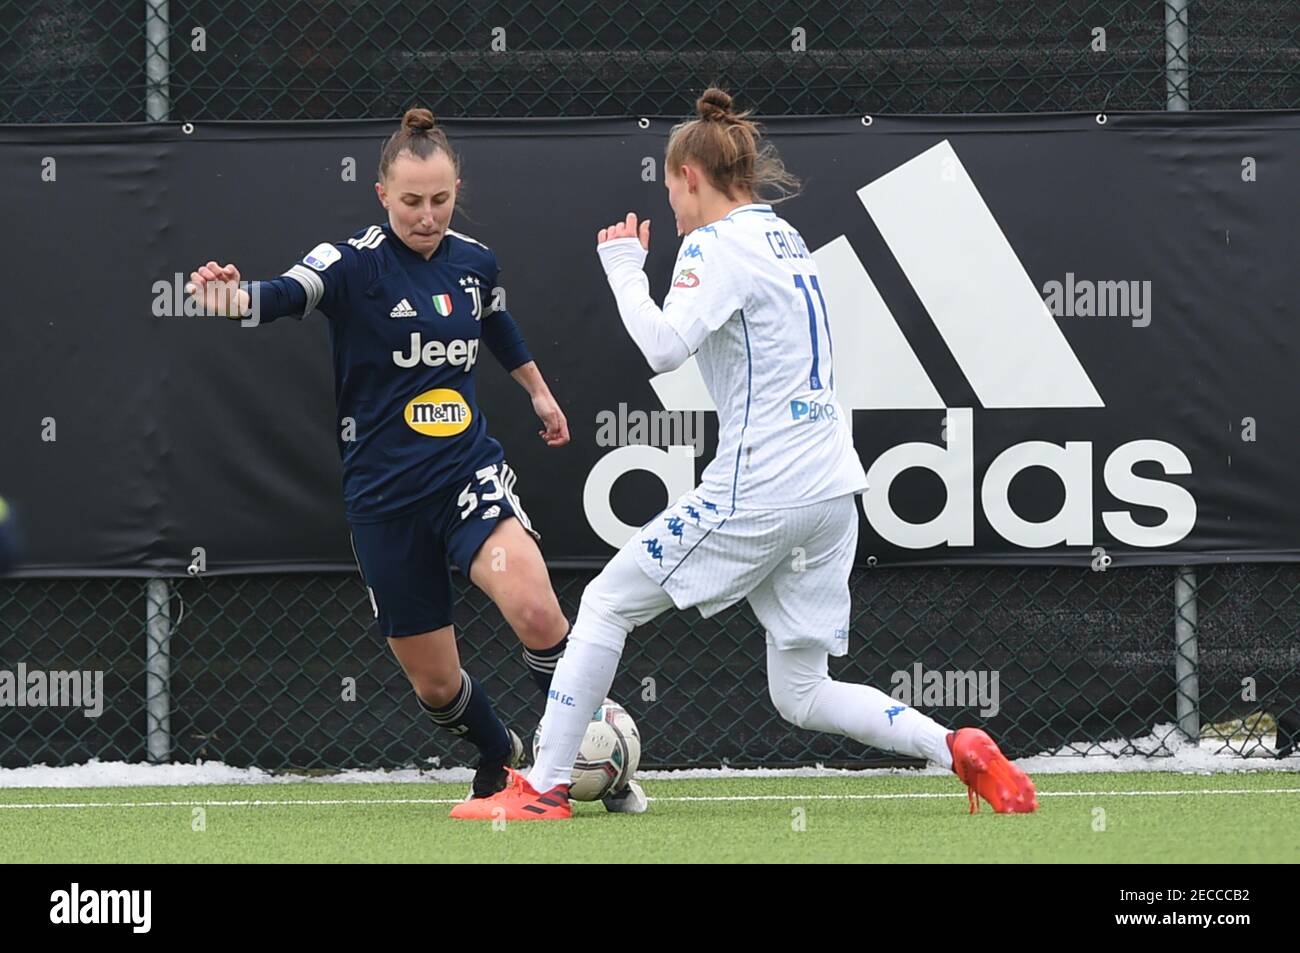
432, 294, 453, 316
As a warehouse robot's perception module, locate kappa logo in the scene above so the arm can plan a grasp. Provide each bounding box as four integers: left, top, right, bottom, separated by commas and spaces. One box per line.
584, 140, 1196, 552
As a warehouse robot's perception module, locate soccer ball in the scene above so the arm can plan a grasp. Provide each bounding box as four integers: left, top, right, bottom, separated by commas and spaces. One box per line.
533, 698, 641, 801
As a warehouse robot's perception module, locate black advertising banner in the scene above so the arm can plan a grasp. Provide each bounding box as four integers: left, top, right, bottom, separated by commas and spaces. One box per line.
2, 113, 1298, 574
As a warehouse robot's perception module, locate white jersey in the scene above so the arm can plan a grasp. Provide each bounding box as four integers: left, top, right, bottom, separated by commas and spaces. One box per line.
660, 204, 867, 511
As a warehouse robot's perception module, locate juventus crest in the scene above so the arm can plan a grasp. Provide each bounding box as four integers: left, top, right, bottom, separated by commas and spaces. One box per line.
458, 274, 484, 321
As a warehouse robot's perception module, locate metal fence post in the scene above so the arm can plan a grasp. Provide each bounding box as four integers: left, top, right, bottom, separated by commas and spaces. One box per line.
1166, 0, 1190, 110
144, 0, 171, 757
145, 1, 171, 122
146, 578, 172, 762
1174, 567, 1200, 741
1167, 1, 1197, 743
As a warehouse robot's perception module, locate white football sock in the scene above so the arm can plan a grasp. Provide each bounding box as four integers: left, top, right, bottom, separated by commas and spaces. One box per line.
528, 635, 623, 792
767, 644, 954, 769
528, 545, 673, 792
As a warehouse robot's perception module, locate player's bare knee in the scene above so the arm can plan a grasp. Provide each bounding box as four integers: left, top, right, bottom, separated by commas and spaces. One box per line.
410, 672, 461, 708
508, 595, 566, 648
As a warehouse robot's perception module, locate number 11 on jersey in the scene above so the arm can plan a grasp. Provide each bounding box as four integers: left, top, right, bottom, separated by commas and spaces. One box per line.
794, 273, 834, 391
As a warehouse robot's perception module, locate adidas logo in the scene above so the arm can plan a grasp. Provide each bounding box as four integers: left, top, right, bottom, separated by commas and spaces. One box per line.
481, 505, 501, 520
653, 140, 1102, 413
389, 298, 417, 318
585, 140, 1196, 553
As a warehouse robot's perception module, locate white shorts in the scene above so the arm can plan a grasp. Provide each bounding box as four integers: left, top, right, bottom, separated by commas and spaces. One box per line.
627, 490, 859, 656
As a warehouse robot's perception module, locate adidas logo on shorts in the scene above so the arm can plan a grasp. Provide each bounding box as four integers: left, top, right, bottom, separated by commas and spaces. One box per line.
389, 298, 417, 318
481, 505, 501, 520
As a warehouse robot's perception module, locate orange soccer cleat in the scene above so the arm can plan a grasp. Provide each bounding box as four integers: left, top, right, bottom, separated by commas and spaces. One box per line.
949, 728, 1039, 814
449, 767, 573, 821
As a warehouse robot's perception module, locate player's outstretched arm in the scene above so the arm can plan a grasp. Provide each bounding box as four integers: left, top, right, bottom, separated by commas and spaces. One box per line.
185, 257, 317, 325
595, 212, 691, 374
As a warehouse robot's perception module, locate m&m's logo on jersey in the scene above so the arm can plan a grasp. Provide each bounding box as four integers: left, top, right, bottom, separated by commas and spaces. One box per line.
404, 388, 472, 437
673, 268, 700, 289
432, 294, 453, 316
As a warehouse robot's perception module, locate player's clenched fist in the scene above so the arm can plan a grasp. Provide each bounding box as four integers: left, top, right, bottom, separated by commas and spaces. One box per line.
185, 260, 249, 317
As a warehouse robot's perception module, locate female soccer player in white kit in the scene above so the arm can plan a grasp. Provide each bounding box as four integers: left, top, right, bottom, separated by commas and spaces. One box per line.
453, 89, 1038, 820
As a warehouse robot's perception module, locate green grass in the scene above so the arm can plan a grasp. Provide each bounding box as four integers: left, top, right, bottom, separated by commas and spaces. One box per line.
2, 771, 1297, 863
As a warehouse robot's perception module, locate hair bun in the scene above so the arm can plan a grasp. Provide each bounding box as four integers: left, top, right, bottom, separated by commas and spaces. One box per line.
402, 107, 436, 132
697, 88, 734, 122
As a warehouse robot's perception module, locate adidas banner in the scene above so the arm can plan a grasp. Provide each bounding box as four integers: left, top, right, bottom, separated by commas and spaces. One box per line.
2, 113, 1298, 574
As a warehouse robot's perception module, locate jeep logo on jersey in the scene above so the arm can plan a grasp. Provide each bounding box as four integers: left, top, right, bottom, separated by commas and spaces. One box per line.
404, 388, 472, 437
584, 139, 1196, 553
392, 333, 480, 370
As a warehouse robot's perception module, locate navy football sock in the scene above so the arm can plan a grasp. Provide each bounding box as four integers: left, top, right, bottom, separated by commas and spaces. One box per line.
419, 669, 510, 763
522, 631, 569, 697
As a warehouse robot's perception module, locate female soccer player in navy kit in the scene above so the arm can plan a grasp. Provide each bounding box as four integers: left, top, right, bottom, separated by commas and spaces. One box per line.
455, 89, 1038, 820
187, 109, 594, 801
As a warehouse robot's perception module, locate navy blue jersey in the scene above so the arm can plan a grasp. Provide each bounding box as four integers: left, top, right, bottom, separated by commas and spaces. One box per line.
276, 224, 532, 523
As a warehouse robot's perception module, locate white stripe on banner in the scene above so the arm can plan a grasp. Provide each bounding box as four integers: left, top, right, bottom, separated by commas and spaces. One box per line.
858, 140, 1103, 409
812, 235, 944, 410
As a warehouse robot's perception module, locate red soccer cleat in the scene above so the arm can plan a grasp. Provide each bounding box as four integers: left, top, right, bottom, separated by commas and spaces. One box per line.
949, 728, 1039, 814
449, 767, 572, 821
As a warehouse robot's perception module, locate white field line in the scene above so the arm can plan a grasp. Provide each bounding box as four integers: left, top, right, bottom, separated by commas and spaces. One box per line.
1, 787, 1299, 810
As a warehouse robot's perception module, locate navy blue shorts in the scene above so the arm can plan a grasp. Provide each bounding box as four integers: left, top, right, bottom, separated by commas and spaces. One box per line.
349, 460, 538, 638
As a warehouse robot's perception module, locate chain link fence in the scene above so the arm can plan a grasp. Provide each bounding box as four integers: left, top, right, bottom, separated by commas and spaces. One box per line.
2, 564, 1297, 768
2, 1, 1299, 769
3, 1, 1300, 123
